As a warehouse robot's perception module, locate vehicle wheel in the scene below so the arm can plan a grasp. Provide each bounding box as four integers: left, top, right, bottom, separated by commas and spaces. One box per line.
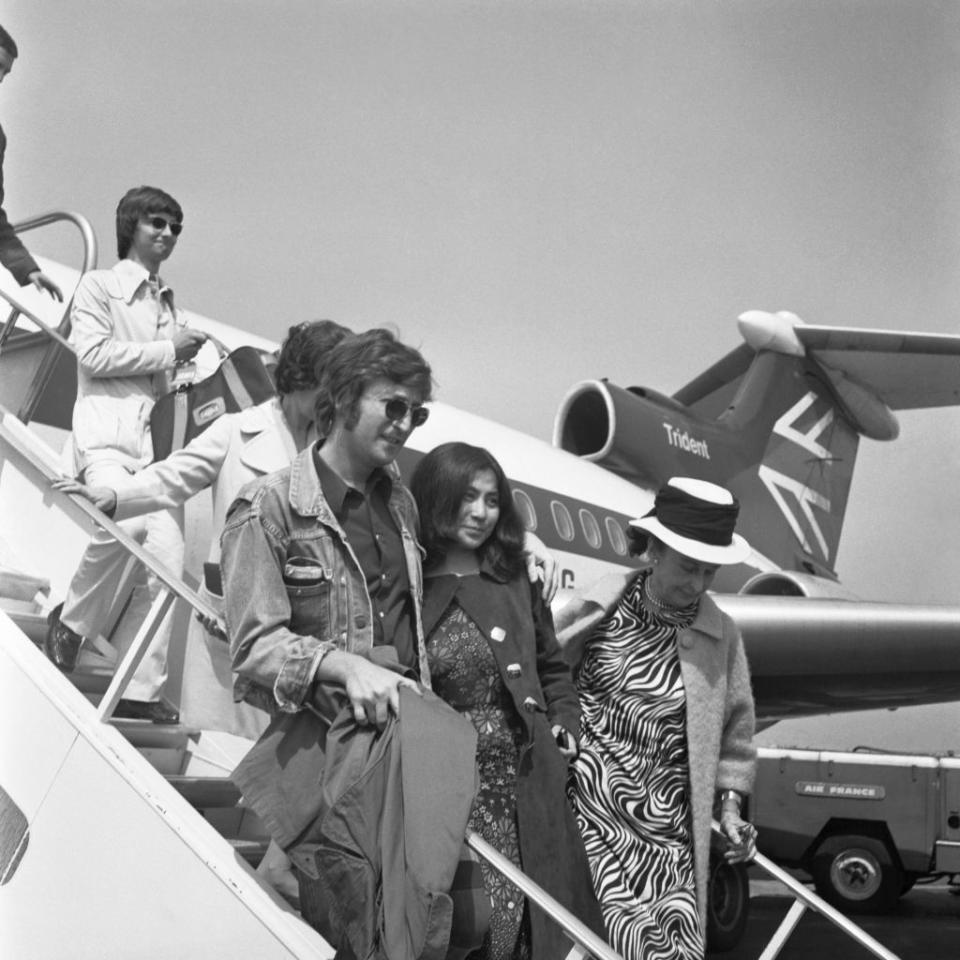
706, 855, 749, 952
811, 833, 902, 914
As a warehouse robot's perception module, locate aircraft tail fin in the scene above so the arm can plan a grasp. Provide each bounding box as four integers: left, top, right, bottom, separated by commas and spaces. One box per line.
718, 348, 861, 580
695, 310, 960, 579
556, 311, 960, 581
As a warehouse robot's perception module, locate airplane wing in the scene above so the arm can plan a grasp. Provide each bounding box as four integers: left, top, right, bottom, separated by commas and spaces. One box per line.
715, 593, 960, 728
796, 325, 960, 410
671, 321, 960, 416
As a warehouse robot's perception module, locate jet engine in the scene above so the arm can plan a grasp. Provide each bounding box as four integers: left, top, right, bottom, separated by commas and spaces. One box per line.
552, 379, 690, 488
739, 571, 860, 600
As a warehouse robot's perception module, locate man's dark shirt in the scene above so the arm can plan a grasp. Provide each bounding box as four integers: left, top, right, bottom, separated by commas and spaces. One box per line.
313, 446, 416, 670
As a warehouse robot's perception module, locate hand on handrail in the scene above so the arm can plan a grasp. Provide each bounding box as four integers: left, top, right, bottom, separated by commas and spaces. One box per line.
51, 477, 117, 516
195, 609, 227, 641
27, 269, 63, 302
718, 805, 757, 863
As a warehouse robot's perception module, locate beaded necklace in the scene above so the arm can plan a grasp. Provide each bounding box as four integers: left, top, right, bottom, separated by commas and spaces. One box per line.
643, 572, 697, 619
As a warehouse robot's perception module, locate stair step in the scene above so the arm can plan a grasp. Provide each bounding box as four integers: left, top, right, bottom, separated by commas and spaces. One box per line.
0, 565, 50, 603
109, 718, 199, 750
167, 775, 242, 808
4, 609, 117, 694
228, 838, 269, 865
138, 746, 185, 776
71, 664, 114, 695
3, 608, 47, 645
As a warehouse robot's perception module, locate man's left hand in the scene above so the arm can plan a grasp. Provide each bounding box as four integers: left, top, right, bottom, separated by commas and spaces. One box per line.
28, 270, 63, 301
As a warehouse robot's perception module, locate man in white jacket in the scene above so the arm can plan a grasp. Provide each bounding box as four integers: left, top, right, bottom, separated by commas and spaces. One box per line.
45, 185, 206, 724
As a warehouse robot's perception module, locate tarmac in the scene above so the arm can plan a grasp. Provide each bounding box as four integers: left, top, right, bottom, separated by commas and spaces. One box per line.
710, 872, 960, 959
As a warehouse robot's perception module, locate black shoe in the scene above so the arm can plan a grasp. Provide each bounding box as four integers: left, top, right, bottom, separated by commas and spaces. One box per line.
45, 603, 83, 673
114, 698, 180, 725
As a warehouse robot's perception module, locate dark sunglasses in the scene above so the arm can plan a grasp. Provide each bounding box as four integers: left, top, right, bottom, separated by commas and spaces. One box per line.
146, 216, 183, 236
383, 397, 429, 428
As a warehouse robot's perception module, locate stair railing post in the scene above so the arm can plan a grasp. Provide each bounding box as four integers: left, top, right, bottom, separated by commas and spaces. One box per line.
711, 820, 901, 960
96, 589, 176, 722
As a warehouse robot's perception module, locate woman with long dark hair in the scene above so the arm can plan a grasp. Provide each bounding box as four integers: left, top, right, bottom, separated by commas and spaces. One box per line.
411, 441, 602, 960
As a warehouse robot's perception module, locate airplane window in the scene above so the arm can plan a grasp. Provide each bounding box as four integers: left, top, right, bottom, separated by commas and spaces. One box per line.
579, 508, 602, 549
512, 489, 537, 531
550, 500, 575, 542
605, 516, 628, 556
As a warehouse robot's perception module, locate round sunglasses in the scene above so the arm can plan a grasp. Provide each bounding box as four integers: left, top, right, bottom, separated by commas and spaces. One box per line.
145, 215, 183, 236
382, 397, 429, 428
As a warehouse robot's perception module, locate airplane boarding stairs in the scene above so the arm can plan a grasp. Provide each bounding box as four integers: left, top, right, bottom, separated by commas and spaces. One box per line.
0, 405, 619, 960
0, 212, 905, 960
0, 408, 334, 959
0, 412, 907, 960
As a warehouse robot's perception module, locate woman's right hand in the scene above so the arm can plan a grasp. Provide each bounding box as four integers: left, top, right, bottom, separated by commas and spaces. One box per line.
52, 478, 118, 516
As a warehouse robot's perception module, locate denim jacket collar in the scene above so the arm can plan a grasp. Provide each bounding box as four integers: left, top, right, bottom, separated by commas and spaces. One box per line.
287, 445, 402, 524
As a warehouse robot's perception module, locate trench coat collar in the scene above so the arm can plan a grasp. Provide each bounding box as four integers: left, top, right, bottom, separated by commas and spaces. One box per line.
113, 257, 174, 306
237, 398, 296, 477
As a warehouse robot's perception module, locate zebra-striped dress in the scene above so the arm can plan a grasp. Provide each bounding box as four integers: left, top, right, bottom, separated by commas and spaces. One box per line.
568, 571, 703, 960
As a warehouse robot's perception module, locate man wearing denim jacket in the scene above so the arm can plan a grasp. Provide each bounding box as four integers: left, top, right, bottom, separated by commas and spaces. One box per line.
222, 328, 432, 725
220, 329, 435, 935
221, 329, 560, 952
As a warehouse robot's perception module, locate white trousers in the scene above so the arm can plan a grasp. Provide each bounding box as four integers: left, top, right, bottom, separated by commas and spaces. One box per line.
60, 459, 184, 703
178, 584, 270, 738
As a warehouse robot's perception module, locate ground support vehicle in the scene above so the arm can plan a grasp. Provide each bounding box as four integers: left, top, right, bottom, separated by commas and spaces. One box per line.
752, 745, 960, 913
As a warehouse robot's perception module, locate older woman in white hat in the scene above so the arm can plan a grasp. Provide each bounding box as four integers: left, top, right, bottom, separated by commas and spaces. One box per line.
556, 477, 757, 960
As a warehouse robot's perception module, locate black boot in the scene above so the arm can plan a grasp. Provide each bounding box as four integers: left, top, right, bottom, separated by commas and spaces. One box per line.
45, 603, 83, 673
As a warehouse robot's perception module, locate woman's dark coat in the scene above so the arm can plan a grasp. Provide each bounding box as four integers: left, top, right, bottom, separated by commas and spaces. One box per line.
421, 568, 605, 960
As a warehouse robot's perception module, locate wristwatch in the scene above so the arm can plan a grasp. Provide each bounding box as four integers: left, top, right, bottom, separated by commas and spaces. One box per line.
720, 789, 742, 807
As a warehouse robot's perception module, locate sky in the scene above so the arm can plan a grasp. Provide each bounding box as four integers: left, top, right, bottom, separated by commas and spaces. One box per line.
3, 0, 959, 615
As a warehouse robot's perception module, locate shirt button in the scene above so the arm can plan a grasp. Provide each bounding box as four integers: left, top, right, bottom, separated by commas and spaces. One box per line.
355, 616, 367, 628
506, 663, 522, 678
522, 696, 538, 713
379, 611, 385, 619
680, 636, 693, 649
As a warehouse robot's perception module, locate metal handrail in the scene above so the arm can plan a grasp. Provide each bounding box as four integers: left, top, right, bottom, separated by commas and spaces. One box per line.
1, 403, 621, 959
711, 821, 901, 960
466, 829, 622, 960
0, 209, 97, 350
0, 287, 75, 351
0, 405, 221, 722
11, 208, 98, 273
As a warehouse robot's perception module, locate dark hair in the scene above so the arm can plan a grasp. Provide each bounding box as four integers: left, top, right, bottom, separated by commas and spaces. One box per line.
274, 320, 351, 396
627, 526, 650, 557
315, 328, 432, 433
627, 528, 660, 559
410, 442, 526, 579
116, 185, 183, 259
0, 25, 18, 59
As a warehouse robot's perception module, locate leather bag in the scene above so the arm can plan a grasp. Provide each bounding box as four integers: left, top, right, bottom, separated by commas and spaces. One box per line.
149, 343, 276, 461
